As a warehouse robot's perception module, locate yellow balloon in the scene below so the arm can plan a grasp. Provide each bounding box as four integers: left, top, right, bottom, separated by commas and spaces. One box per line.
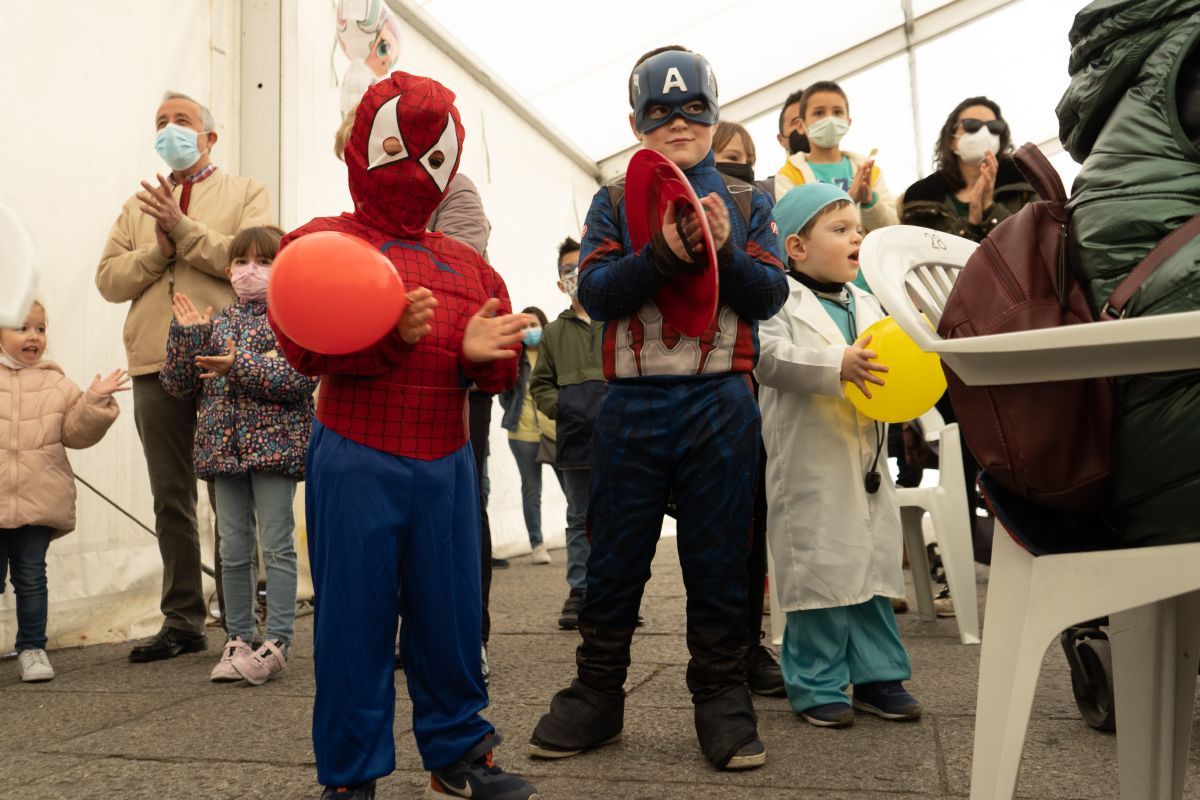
844, 316, 946, 423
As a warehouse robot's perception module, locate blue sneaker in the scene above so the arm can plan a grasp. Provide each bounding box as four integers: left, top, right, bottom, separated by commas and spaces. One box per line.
852, 682, 922, 721
799, 702, 855, 728
428, 733, 538, 799
319, 782, 375, 799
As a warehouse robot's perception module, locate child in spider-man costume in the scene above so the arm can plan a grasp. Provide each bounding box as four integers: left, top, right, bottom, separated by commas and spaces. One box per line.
270, 72, 539, 800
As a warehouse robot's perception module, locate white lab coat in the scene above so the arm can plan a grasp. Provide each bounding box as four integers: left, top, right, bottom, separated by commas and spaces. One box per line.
755, 279, 904, 612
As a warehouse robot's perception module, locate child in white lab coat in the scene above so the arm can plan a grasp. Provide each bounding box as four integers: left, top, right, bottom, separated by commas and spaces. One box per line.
755, 183, 920, 728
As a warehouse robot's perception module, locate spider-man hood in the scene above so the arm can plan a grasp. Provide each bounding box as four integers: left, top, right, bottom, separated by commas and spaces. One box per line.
346, 71, 465, 238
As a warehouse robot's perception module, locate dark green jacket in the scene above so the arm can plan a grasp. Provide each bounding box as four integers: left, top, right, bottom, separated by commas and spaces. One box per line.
899, 158, 1034, 243
530, 308, 607, 469
1057, 0, 1200, 545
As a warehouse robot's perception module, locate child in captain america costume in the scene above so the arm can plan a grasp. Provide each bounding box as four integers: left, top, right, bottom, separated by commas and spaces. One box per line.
528, 46, 789, 771
269, 73, 539, 800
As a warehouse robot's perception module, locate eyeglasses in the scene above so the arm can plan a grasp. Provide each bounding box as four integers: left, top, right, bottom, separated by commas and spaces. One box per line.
957, 118, 1007, 136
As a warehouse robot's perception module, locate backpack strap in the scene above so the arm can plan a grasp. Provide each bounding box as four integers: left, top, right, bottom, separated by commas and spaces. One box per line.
718, 173, 754, 227
1013, 143, 1067, 204
1102, 213, 1200, 318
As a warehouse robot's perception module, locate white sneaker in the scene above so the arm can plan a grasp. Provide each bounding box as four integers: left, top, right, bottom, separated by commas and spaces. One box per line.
18, 648, 54, 682
531, 543, 552, 564
210, 636, 253, 682
232, 639, 287, 686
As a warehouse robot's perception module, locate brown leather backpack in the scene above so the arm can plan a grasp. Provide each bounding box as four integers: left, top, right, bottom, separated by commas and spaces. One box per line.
937, 143, 1197, 512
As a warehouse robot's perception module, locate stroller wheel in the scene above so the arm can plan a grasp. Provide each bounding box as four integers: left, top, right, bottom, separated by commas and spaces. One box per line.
1060, 627, 1116, 732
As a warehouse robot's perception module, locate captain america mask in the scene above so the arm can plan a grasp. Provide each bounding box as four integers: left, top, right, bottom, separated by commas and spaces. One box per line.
629, 49, 719, 134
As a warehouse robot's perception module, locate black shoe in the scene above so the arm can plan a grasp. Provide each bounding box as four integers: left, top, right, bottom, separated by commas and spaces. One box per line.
128, 627, 208, 663
492, 557, 510, 570
558, 589, 585, 630
430, 733, 539, 798
319, 781, 375, 799
529, 679, 624, 759
723, 738, 766, 770
747, 644, 786, 697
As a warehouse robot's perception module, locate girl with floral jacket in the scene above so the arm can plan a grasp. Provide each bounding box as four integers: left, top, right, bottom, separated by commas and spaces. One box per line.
160, 225, 316, 686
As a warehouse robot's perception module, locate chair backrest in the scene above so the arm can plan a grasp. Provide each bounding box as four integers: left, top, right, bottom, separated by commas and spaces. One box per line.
859, 225, 979, 350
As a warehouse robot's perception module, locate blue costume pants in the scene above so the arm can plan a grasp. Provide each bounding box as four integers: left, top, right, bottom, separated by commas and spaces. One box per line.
781, 595, 912, 712
580, 374, 759, 699
307, 422, 492, 785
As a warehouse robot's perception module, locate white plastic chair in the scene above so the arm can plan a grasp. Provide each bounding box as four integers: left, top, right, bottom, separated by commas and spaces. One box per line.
898, 418, 981, 645
861, 225, 1200, 800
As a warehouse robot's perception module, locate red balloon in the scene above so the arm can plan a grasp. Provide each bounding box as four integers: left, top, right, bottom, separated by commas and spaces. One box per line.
269, 231, 408, 355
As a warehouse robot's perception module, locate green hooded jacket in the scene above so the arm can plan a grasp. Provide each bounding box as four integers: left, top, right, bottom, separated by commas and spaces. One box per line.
1057, 0, 1200, 545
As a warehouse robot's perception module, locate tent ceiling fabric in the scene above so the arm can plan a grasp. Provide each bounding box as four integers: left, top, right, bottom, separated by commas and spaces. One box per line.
411, 0, 1082, 187
410, 0, 1042, 160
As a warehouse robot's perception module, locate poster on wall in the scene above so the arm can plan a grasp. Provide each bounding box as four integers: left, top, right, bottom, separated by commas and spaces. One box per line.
336, 0, 402, 117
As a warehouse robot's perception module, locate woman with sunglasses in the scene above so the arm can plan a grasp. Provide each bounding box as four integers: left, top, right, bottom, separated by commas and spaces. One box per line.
895, 97, 1035, 617
899, 96, 1034, 242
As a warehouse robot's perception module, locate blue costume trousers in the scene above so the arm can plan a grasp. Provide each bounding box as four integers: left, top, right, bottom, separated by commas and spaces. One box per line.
580, 374, 759, 699
307, 422, 492, 785
781, 595, 912, 712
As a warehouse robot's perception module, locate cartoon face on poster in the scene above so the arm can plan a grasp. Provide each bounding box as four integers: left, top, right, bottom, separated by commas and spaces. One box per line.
336, 0, 402, 116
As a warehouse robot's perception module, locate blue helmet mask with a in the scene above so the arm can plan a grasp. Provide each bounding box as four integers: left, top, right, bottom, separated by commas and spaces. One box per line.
629, 49, 719, 134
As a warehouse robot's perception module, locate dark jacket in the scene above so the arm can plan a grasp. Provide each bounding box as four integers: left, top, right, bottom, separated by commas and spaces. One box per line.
530, 308, 607, 469
161, 300, 317, 480
498, 350, 535, 432
1057, 0, 1200, 545
899, 158, 1034, 243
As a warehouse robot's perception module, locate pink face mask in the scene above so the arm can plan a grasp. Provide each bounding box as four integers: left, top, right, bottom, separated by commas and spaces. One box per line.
231, 262, 271, 302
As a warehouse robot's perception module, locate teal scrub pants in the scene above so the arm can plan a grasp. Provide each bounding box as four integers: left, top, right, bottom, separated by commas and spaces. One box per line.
780, 595, 911, 712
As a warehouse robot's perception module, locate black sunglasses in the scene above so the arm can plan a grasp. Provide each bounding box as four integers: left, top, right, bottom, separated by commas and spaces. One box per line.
958, 118, 1007, 136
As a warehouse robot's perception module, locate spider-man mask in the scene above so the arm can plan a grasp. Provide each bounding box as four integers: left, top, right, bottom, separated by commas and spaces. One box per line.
346, 71, 465, 238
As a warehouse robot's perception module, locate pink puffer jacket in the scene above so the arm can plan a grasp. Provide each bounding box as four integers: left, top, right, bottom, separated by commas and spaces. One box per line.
0, 361, 119, 537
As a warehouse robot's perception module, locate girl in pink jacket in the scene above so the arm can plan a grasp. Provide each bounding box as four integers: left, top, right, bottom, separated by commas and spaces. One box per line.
0, 300, 126, 682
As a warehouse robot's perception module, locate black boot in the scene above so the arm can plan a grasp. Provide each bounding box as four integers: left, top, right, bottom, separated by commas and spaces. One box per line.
695, 684, 764, 770
558, 588, 585, 630
529, 622, 634, 758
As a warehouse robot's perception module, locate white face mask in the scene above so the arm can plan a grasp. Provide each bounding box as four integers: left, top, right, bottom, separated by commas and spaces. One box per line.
954, 128, 1001, 166
806, 117, 849, 150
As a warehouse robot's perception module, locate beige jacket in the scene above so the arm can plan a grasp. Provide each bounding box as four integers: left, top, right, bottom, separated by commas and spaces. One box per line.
96, 170, 272, 375
0, 362, 119, 537
774, 149, 900, 232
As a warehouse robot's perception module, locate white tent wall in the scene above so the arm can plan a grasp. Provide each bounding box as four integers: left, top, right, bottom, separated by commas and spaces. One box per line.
0, 0, 236, 651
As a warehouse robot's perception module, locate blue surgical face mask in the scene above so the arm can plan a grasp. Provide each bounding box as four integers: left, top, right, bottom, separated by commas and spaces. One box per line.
155, 123, 205, 171
523, 327, 542, 347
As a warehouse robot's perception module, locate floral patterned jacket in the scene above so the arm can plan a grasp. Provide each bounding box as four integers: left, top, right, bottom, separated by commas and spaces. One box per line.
160, 300, 317, 480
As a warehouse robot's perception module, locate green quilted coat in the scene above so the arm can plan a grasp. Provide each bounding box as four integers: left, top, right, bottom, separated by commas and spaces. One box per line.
1057, 0, 1200, 545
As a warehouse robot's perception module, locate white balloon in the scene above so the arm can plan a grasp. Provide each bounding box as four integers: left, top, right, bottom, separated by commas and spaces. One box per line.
0, 201, 38, 327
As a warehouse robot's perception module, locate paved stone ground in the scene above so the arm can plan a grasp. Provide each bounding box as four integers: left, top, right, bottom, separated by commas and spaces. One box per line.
3, 543, 1200, 799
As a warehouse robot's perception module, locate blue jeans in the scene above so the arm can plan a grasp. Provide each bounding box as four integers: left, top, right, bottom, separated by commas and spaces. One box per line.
508, 439, 546, 548
560, 468, 591, 591
214, 471, 298, 644
0, 526, 52, 652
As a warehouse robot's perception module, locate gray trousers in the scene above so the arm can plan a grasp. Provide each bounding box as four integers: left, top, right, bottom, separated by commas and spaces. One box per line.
132, 374, 212, 634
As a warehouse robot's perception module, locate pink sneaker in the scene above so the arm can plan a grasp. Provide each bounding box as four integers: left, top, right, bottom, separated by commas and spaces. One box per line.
210, 637, 252, 682
232, 640, 287, 685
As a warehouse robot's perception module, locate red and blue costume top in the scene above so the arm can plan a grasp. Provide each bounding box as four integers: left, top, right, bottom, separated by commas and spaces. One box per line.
270, 72, 517, 461
576, 152, 788, 380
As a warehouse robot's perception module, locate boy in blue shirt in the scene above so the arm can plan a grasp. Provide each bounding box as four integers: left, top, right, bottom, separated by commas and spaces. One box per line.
528, 45, 789, 772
